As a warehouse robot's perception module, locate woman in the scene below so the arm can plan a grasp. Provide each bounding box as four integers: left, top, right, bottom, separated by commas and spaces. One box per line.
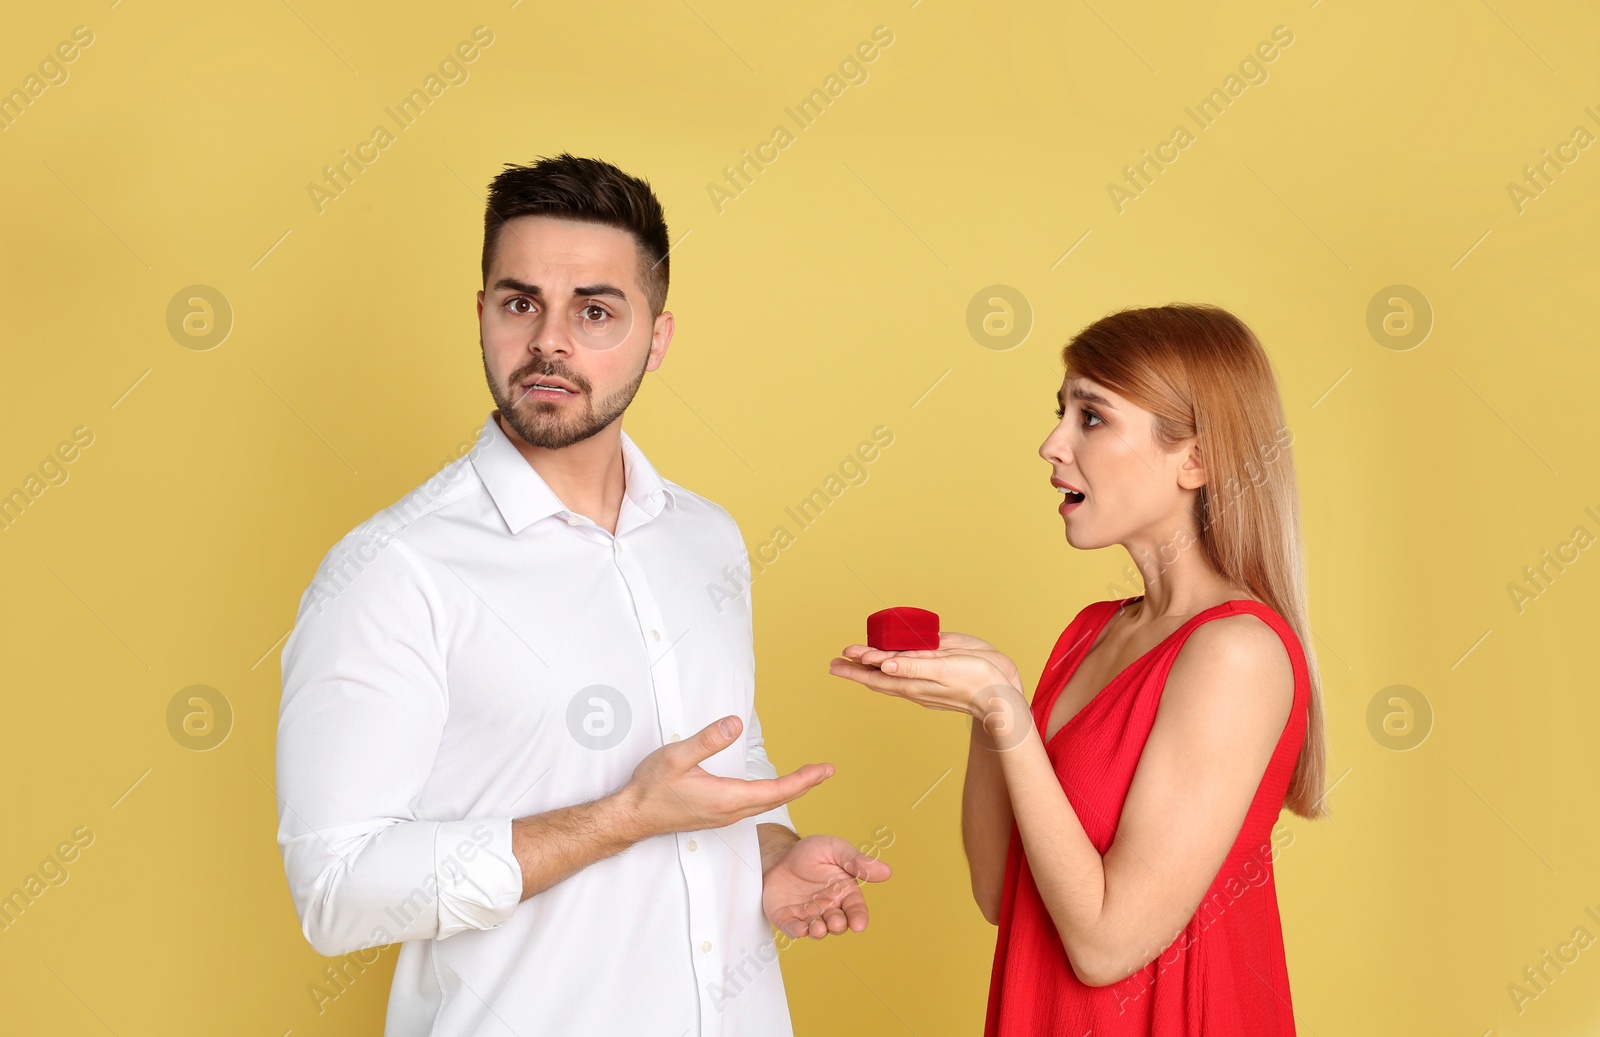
828, 304, 1327, 1034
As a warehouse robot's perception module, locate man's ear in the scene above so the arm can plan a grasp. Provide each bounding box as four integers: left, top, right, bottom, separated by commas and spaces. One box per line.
646, 310, 675, 372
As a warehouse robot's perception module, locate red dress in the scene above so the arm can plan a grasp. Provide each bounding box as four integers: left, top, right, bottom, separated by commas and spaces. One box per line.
984, 595, 1308, 1036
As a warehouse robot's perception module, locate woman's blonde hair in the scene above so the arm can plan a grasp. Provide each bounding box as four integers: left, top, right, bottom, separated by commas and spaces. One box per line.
1062, 303, 1328, 820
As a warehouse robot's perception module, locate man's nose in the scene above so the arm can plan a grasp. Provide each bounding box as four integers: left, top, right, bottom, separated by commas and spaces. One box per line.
530, 308, 575, 356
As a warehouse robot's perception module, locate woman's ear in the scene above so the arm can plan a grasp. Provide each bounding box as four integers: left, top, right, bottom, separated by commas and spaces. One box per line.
1177, 440, 1207, 491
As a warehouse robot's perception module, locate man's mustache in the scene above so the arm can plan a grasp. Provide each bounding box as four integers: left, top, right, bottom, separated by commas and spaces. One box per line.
509, 366, 589, 398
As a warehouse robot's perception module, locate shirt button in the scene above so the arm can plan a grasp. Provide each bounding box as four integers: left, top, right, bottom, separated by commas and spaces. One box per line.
701, 941, 712, 954
651, 629, 661, 641
565, 515, 580, 525
687, 839, 697, 852
670, 731, 680, 741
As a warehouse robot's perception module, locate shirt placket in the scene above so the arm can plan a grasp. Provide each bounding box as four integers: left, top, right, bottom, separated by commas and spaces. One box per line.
601, 519, 723, 1037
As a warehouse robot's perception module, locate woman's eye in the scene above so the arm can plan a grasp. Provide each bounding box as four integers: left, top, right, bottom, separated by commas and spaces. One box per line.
1082, 408, 1103, 428
1054, 406, 1065, 419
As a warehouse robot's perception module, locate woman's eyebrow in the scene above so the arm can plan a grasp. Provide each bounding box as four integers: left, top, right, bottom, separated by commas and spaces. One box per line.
1062, 385, 1117, 410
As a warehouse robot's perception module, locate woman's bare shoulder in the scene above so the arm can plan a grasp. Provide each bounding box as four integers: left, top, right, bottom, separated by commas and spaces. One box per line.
1161, 611, 1295, 734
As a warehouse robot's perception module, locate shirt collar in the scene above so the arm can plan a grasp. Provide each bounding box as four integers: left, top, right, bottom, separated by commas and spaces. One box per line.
471, 411, 676, 536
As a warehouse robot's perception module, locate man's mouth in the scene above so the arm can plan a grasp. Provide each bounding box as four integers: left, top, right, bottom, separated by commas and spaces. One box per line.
518, 376, 580, 400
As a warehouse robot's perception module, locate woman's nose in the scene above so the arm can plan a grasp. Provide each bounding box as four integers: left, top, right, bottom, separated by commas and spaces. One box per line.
1039, 430, 1069, 464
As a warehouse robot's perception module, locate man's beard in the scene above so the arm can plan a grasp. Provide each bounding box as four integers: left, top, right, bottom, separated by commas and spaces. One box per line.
483, 353, 648, 450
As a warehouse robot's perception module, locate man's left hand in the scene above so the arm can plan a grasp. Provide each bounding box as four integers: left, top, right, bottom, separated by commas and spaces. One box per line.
761, 834, 892, 939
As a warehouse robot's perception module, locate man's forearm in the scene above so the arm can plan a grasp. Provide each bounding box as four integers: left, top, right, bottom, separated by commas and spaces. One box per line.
758, 822, 801, 875
511, 791, 653, 901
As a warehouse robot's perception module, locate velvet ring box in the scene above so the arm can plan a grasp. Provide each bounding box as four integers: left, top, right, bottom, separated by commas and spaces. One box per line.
867, 606, 941, 651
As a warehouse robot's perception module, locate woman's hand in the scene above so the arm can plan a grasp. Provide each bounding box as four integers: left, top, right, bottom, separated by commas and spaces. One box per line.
922, 632, 1024, 689
828, 636, 1019, 718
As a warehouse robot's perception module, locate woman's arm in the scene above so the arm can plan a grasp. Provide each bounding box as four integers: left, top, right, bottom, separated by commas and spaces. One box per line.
830, 616, 1293, 979
988, 614, 1294, 986
961, 715, 1015, 923
936, 633, 1022, 924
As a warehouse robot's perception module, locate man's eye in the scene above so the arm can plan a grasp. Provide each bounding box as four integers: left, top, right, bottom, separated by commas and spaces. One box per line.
581, 304, 610, 321
508, 297, 533, 314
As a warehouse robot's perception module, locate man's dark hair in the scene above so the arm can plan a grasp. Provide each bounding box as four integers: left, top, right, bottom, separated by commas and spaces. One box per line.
481, 153, 671, 316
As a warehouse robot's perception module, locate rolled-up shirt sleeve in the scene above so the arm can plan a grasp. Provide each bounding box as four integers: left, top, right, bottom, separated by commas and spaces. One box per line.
275, 531, 523, 957
734, 537, 795, 833
743, 704, 796, 833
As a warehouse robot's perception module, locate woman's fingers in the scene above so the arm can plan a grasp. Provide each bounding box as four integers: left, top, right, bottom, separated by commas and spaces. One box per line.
882, 654, 943, 675
842, 644, 947, 666
843, 645, 895, 667
829, 658, 928, 696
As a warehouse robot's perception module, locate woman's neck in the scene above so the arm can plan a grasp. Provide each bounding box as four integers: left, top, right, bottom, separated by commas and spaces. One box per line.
1127, 556, 1257, 621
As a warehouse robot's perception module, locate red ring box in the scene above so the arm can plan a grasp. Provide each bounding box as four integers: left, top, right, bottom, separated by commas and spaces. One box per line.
867, 607, 941, 651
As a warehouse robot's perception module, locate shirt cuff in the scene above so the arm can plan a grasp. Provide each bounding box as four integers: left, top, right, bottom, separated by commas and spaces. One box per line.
435, 817, 523, 939
748, 802, 796, 834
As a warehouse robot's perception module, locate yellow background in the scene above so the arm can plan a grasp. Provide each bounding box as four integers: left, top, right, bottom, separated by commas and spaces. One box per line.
3, 0, 1598, 1033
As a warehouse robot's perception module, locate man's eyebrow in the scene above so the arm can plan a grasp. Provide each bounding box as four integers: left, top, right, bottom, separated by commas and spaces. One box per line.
489, 278, 627, 301
492, 277, 541, 296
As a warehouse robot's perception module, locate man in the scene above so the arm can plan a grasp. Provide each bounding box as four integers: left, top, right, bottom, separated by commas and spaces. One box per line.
275, 153, 891, 1036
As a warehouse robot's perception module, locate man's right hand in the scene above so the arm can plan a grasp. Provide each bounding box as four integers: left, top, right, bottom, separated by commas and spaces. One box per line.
619, 716, 834, 839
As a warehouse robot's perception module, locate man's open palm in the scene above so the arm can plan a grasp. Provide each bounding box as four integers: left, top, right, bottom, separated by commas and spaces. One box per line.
762, 834, 892, 939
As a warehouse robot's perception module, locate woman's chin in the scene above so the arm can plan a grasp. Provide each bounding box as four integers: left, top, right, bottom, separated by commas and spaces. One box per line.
1061, 524, 1106, 551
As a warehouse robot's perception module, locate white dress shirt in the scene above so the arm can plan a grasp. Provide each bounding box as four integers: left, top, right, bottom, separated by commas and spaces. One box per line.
275, 410, 795, 1036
